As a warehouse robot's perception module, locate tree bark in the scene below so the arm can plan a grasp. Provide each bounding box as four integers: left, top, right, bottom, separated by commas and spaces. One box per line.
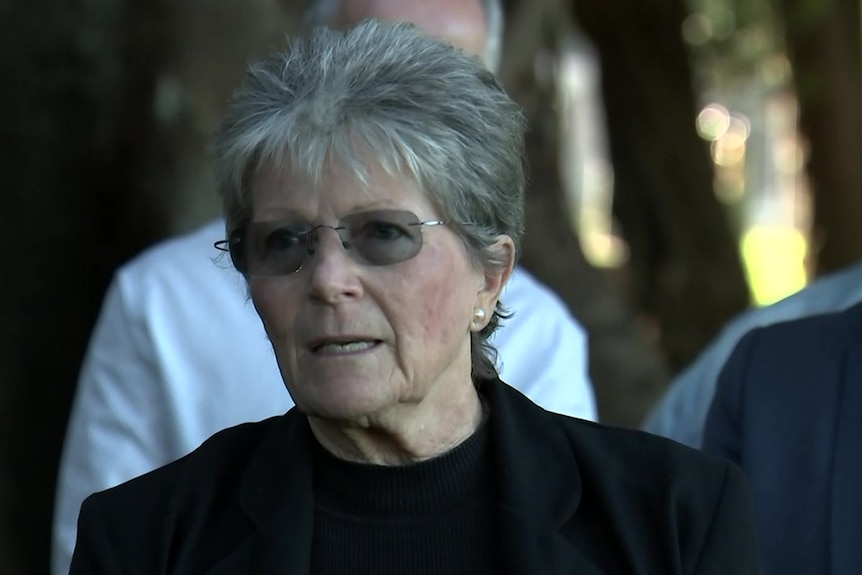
0, 1, 300, 571
571, 0, 751, 372
500, 0, 670, 426
0, 3, 132, 572
776, 0, 862, 275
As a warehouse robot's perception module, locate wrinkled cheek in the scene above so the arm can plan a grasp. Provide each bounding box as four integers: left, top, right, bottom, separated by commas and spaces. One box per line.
249, 278, 294, 342
249, 278, 302, 378
415, 274, 471, 343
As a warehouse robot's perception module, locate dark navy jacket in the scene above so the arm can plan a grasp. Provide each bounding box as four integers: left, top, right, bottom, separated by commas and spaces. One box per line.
705, 301, 862, 575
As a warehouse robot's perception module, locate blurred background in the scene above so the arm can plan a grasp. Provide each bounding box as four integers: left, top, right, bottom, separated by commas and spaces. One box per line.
2, 0, 860, 570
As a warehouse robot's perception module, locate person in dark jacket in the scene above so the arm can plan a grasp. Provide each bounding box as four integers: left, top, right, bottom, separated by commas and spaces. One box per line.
705, 300, 862, 575
71, 20, 761, 574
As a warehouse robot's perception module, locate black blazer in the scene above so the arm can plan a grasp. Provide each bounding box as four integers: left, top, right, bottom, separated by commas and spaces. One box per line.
71, 378, 760, 574
704, 301, 862, 575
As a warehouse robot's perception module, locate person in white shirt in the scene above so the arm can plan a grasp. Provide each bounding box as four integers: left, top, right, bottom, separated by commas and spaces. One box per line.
643, 260, 862, 447
51, 0, 597, 573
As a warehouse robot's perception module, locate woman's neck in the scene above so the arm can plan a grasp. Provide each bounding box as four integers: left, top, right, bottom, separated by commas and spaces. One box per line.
307, 380, 485, 466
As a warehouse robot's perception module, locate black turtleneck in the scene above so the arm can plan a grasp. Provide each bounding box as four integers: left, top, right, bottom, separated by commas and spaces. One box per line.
309, 418, 500, 575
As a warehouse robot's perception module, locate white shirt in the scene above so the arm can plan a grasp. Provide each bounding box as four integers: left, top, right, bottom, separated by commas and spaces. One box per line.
52, 218, 596, 575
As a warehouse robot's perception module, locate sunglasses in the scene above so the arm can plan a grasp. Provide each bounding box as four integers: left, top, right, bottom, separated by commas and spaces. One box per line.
215, 209, 457, 276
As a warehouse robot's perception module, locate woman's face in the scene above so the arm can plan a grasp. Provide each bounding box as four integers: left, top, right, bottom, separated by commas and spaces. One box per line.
247, 158, 506, 424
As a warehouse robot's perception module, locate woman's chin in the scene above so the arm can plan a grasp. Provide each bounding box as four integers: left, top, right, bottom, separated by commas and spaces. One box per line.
294, 380, 395, 422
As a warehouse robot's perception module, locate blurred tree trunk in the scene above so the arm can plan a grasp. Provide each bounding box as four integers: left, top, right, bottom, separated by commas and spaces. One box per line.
776, 0, 862, 275
0, 1, 299, 571
0, 3, 138, 573
500, 0, 751, 422
500, 0, 670, 426
571, 0, 751, 371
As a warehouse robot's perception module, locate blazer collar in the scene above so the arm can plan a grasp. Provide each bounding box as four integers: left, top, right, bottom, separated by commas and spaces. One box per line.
484, 377, 605, 575
208, 378, 603, 574
829, 344, 862, 575
207, 412, 316, 574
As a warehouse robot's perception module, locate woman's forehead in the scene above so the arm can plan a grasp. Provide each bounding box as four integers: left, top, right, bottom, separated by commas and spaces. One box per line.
249, 156, 433, 219
254, 144, 422, 187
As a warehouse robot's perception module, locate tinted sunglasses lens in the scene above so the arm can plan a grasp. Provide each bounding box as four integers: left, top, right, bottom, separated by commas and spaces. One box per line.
245, 222, 308, 276
227, 233, 246, 274
343, 210, 423, 266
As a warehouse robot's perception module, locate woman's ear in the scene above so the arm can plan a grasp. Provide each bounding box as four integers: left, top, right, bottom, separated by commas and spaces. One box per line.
472, 235, 515, 328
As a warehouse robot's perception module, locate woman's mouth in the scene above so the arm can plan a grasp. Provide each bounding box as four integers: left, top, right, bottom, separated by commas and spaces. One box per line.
313, 340, 380, 355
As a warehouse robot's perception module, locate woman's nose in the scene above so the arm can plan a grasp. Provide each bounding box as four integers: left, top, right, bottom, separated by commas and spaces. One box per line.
305, 229, 363, 303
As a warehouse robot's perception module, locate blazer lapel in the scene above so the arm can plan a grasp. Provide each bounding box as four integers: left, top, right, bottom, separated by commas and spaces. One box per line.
829, 345, 862, 575
207, 411, 316, 575
486, 379, 605, 575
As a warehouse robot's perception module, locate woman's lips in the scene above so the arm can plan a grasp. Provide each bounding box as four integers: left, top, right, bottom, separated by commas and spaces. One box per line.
311, 340, 381, 355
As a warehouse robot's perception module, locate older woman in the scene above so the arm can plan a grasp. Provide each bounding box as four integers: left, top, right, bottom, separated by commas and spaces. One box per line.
70, 21, 760, 574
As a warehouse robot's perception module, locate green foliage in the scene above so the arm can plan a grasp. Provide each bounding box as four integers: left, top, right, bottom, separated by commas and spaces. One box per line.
684, 0, 789, 92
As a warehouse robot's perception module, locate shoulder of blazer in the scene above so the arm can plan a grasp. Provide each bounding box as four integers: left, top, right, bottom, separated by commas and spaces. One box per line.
556, 413, 730, 487
491, 377, 731, 507
751, 298, 862, 354
488, 379, 755, 574
87, 412, 290, 510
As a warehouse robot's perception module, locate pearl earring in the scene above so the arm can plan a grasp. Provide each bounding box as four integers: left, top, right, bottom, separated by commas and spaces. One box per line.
473, 308, 486, 322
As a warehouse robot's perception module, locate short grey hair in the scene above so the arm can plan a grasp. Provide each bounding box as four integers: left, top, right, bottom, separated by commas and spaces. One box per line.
299, 0, 504, 74
214, 21, 525, 380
